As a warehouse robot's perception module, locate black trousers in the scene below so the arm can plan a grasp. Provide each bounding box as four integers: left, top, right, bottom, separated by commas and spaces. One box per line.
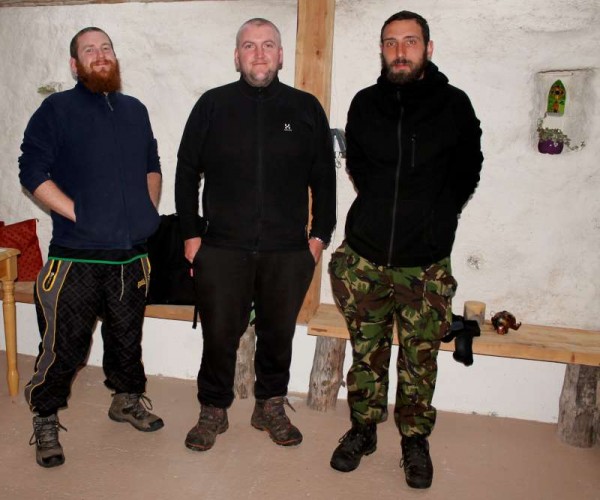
193, 245, 315, 408
24, 258, 151, 414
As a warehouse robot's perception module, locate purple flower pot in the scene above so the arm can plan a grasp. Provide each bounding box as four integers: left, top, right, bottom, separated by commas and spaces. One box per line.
538, 139, 564, 155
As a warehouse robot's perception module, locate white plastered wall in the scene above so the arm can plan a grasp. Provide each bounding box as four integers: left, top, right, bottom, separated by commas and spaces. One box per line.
1, 0, 599, 423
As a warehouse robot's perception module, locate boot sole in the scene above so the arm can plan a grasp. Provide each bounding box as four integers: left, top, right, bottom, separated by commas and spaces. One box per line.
405, 477, 433, 489
37, 454, 65, 468
108, 413, 165, 432
251, 423, 303, 446
330, 445, 376, 472
184, 423, 228, 452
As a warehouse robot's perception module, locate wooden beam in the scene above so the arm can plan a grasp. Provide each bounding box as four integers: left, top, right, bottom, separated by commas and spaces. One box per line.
0, 0, 229, 7
294, 0, 335, 324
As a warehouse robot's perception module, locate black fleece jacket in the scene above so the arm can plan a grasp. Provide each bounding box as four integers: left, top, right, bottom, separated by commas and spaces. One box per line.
175, 77, 336, 252
344, 62, 483, 267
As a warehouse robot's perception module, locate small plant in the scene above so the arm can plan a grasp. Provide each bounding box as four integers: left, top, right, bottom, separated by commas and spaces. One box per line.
536, 116, 585, 152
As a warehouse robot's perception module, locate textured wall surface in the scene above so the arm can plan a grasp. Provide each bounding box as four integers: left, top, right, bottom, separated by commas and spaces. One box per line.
1, 0, 599, 422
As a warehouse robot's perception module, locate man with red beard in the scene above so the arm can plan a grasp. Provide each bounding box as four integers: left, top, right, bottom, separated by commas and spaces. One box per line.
328, 11, 483, 488
19, 27, 164, 468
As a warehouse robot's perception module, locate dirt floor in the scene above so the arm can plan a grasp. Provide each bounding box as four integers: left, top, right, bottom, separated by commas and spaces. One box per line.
1, 353, 599, 500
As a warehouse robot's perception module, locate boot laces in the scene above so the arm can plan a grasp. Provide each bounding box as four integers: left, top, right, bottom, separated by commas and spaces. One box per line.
29, 417, 67, 449
199, 406, 226, 429
338, 426, 370, 454
401, 437, 429, 469
264, 397, 295, 429
121, 393, 154, 419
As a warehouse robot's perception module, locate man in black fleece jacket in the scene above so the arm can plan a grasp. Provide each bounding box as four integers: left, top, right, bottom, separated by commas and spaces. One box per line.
175, 18, 336, 452
328, 11, 483, 488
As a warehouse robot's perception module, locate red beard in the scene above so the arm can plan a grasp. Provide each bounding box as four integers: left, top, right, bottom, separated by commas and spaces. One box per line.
76, 59, 122, 93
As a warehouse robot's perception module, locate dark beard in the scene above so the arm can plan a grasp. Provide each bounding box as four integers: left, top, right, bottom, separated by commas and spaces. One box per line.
380, 52, 427, 85
76, 59, 122, 93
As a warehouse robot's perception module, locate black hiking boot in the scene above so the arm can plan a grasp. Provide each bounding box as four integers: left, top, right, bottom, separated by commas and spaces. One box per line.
400, 435, 433, 489
251, 396, 303, 446
108, 393, 164, 432
30, 414, 67, 468
185, 405, 229, 451
330, 422, 377, 472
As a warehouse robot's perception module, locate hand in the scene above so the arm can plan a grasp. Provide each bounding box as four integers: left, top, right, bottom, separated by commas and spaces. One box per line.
308, 237, 325, 264
184, 237, 201, 277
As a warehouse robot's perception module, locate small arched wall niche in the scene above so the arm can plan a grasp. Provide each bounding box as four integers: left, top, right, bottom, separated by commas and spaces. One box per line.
533, 69, 594, 153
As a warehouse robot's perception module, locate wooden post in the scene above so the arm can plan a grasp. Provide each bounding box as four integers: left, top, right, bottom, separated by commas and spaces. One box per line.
557, 364, 599, 447
307, 336, 346, 411
0, 248, 20, 397
294, 0, 335, 324
234, 326, 256, 399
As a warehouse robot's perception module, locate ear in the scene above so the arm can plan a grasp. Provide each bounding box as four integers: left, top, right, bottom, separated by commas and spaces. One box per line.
234, 48, 240, 72
277, 46, 283, 70
426, 40, 434, 60
69, 57, 78, 78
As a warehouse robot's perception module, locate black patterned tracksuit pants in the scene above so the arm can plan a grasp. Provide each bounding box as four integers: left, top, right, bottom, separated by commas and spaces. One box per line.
24, 257, 151, 415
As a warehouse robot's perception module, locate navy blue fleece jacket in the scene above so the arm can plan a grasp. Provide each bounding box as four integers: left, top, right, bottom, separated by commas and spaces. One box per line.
19, 82, 161, 250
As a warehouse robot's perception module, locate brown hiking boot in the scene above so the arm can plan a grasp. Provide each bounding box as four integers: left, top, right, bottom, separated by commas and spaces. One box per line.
108, 393, 164, 432
251, 396, 302, 446
30, 414, 67, 468
185, 405, 229, 451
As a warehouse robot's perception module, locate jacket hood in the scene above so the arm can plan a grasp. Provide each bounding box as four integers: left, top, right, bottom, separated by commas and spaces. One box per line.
377, 61, 449, 98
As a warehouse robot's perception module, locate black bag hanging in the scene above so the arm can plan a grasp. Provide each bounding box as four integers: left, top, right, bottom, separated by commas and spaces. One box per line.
146, 214, 196, 306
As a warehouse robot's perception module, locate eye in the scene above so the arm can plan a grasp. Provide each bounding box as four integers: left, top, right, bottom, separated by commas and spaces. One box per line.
264, 42, 275, 49
242, 43, 254, 50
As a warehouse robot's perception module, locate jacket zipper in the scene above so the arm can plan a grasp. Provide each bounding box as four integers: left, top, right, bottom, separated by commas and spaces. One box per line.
104, 94, 114, 112
255, 89, 264, 250
387, 92, 403, 266
105, 92, 131, 247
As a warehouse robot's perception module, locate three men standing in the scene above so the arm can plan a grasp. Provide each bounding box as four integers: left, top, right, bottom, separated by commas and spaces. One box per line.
175, 18, 336, 451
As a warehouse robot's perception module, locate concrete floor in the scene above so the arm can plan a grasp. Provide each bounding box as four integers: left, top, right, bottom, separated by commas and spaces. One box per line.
1, 353, 599, 500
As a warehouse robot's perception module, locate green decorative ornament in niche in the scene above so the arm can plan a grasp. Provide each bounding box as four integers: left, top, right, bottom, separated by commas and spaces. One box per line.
547, 80, 565, 116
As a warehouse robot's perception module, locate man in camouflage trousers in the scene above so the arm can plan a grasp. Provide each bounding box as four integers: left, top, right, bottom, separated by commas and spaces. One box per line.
328, 11, 482, 489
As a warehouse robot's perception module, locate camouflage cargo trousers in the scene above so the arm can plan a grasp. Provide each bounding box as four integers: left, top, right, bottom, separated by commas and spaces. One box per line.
329, 241, 457, 437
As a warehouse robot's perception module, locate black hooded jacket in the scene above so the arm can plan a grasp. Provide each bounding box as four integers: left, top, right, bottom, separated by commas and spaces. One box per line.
344, 62, 483, 267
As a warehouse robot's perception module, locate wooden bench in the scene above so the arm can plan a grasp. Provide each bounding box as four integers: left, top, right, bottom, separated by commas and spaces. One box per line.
0, 281, 258, 399
307, 303, 600, 447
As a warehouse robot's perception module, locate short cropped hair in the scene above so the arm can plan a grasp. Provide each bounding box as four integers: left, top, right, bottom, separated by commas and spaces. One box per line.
380, 11, 430, 45
70, 27, 114, 59
236, 18, 282, 47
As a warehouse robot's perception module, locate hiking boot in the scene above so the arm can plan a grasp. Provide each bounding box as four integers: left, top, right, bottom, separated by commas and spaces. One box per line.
30, 414, 66, 468
400, 435, 433, 489
251, 396, 302, 446
185, 405, 229, 451
108, 393, 164, 432
330, 422, 377, 472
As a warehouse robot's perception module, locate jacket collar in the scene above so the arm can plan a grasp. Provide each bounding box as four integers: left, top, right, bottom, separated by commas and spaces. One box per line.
75, 80, 119, 105
237, 75, 282, 99
376, 61, 448, 99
